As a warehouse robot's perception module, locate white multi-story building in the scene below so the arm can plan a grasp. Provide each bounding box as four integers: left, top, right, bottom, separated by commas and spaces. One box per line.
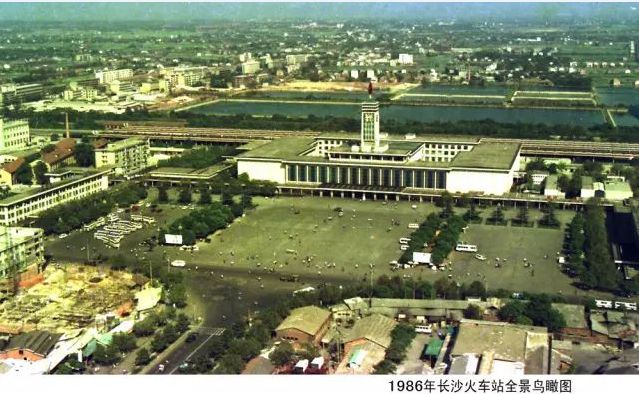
237, 102, 521, 197
94, 137, 150, 176
398, 54, 414, 65
286, 54, 310, 65
0, 170, 109, 225
0, 226, 44, 284
0, 117, 30, 152
95, 69, 134, 84
241, 60, 261, 75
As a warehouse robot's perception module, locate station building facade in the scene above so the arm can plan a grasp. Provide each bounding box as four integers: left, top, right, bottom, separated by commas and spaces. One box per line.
237, 102, 521, 197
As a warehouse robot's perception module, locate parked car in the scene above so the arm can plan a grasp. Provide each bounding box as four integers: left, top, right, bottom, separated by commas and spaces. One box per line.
474, 254, 487, 261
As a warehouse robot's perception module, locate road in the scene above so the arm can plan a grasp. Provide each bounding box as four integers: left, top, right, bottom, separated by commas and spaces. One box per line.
146, 326, 226, 375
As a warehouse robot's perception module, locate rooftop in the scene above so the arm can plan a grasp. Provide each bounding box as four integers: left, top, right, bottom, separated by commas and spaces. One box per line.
148, 164, 227, 179
605, 180, 632, 193
0, 169, 108, 205
452, 319, 549, 370
345, 313, 397, 349
318, 131, 480, 144
96, 137, 147, 152
545, 174, 559, 190
238, 136, 518, 171
2, 330, 62, 357
275, 306, 331, 336
450, 142, 521, 170
551, 303, 587, 329
330, 141, 422, 156
237, 137, 316, 161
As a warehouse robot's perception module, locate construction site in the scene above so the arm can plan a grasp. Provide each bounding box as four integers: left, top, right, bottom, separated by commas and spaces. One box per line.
0, 264, 142, 335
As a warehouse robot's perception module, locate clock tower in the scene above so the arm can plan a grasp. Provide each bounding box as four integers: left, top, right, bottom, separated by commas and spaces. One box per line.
360, 101, 380, 152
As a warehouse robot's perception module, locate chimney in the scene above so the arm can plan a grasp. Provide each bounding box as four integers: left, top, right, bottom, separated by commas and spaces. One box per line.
65, 112, 70, 139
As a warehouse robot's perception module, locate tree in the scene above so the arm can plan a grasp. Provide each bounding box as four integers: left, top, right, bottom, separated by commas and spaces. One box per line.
515, 205, 529, 225
33, 161, 49, 185
175, 313, 190, 334
178, 188, 192, 205
489, 205, 505, 224
41, 144, 56, 153
50, 133, 60, 141
241, 193, 253, 209
464, 304, 483, 319
539, 203, 560, 227
498, 300, 526, 322
465, 280, 487, 298
133, 319, 155, 337
151, 333, 168, 353
228, 338, 261, 362
217, 354, 245, 374
158, 186, 169, 203
135, 348, 151, 366
112, 333, 137, 353
207, 336, 230, 359
373, 359, 397, 374
93, 344, 120, 365
221, 190, 234, 206
439, 192, 454, 218
463, 203, 480, 222
74, 143, 95, 167
15, 161, 33, 185
199, 188, 212, 205
270, 342, 294, 367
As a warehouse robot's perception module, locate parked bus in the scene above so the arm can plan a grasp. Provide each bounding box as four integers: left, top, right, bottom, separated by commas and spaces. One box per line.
455, 244, 478, 252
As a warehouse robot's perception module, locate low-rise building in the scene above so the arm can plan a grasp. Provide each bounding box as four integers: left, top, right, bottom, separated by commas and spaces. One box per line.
94, 137, 150, 176
449, 319, 551, 375
0, 158, 25, 187
604, 180, 633, 201
274, 306, 331, 346
543, 174, 564, 198
40, 138, 77, 170
0, 169, 109, 225
0, 118, 30, 153
337, 314, 397, 374
0, 83, 44, 106
0, 330, 61, 362
531, 171, 549, 186
0, 226, 44, 288
580, 176, 602, 199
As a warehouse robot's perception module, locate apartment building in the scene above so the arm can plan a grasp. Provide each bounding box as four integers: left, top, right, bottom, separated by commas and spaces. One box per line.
0, 117, 30, 152
95, 69, 133, 84
0, 170, 109, 225
94, 137, 150, 176
0, 226, 44, 282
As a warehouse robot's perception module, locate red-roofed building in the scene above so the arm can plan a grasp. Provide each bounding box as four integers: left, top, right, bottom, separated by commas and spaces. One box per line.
0, 157, 25, 187
40, 138, 77, 170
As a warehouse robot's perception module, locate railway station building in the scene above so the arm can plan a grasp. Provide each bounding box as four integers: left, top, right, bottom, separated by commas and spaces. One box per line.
237, 101, 522, 197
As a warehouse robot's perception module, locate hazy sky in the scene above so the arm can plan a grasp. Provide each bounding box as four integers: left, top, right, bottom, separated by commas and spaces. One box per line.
0, 2, 637, 23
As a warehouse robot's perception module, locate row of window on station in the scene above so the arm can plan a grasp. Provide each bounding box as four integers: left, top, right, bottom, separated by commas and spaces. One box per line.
286, 164, 447, 189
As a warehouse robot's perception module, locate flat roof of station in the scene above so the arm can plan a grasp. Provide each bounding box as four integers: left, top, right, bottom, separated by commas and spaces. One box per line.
238, 135, 520, 171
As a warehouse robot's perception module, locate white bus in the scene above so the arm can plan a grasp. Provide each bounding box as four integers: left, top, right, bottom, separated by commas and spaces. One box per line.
455, 244, 478, 252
